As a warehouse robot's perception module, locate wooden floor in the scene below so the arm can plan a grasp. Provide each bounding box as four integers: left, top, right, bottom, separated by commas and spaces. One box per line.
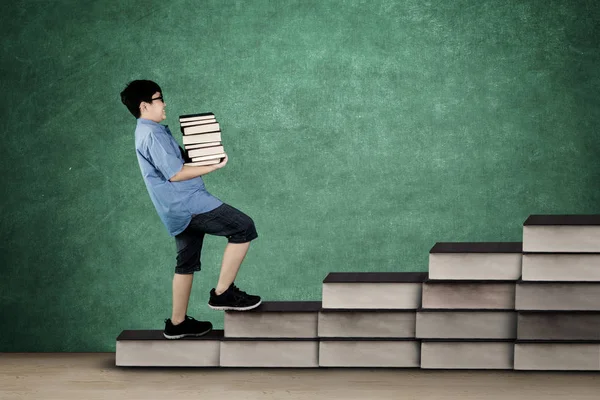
1, 353, 599, 400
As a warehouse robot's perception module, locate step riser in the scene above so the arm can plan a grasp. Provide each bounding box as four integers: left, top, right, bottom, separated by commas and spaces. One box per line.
224, 312, 318, 338
422, 283, 515, 309
428, 254, 521, 280
421, 342, 514, 369
115, 341, 220, 367
416, 312, 517, 339
522, 254, 600, 281
518, 313, 600, 340
523, 226, 600, 252
516, 284, 600, 310
319, 341, 420, 367
318, 312, 416, 338
220, 341, 319, 367
514, 343, 600, 370
322, 283, 422, 309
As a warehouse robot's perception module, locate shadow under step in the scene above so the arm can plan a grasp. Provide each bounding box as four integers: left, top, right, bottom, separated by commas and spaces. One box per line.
416, 309, 517, 339
422, 280, 516, 309
516, 280, 600, 310
318, 308, 417, 338
429, 242, 522, 280
322, 272, 427, 309
224, 301, 321, 338
518, 311, 600, 340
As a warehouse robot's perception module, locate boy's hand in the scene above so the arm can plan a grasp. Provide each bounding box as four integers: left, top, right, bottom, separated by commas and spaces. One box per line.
213, 153, 228, 170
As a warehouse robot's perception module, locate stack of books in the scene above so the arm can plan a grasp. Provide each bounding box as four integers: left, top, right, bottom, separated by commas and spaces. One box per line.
179, 112, 225, 166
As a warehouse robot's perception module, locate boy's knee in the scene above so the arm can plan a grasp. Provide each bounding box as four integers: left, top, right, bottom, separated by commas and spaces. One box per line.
230, 216, 257, 243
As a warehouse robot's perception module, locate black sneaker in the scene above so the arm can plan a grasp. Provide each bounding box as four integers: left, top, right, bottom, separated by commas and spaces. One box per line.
208, 283, 262, 311
163, 315, 213, 339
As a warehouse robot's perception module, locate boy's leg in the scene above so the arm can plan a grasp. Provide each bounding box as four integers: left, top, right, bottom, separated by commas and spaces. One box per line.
171, 227, 205, 324
214, 241, 251, 295
172, 273, 194, 324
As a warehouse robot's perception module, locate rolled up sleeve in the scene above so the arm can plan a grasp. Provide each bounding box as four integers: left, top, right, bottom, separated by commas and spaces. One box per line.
147, 132, 184, 181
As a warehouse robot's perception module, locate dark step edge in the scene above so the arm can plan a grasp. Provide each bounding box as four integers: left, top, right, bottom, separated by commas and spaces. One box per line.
117, 329, 224, 341
424, 279, 519, 284
420, 307, 517, 311
323, 272, 428, 283
421, 338, 516, 342
319, 308, 418, 312
221, 337, 318, 342
523, 252, 600, 255
524, 215, 600, 226
517, 279, 600, 284
417, 308, 516, 312
117, 333, 599, 344
515, 339, 600, 344
228, 301, 322, 313
430, 242, 522, 254
318, 337, 419, 341
517, 310, 600, 314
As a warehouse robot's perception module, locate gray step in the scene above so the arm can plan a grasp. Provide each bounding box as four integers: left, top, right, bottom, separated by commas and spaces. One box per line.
522, 253, 600, 281
115, 330, 222, 367
322, 272, 427, 309
319, 338, 420, 367
224, 301, 321, 338
522, 215, 600, 253
514, 341, 600, 370
318, 309, 416, 338
428, 242, 522, 280
422, 281, 516, 309
416, 309, 517, 339
517, 311, 600, 340
420, 340, 514, 369
220, 338, 318, 367
516, 281, 600, 310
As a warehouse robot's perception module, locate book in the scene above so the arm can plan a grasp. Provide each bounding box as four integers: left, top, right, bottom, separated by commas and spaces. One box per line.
185, 141, 221, 150
191, 153, 226, 162
181, 122, 220, 135
179, 113, 225, 167
181, 118, 217, 127
179, 112, 215, 123
188, 145, 224, 159
185, 159, 221, 166
182, 131, 221, 146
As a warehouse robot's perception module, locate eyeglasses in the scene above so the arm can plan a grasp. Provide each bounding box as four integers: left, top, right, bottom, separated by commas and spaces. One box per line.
151, 96, 164, 102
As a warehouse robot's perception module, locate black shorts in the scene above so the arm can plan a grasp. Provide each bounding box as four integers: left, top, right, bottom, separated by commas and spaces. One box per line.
174, 203, 258, 274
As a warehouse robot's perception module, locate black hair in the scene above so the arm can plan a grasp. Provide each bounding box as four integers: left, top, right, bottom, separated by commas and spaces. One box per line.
120, 80, 162, 118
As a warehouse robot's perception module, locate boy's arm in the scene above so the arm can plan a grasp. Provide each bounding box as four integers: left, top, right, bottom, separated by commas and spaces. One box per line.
145, 131, 228, 182
169, 154, 228, 182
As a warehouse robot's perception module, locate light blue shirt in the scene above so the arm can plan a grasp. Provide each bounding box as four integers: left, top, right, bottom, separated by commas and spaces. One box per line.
134, 118, 223, 236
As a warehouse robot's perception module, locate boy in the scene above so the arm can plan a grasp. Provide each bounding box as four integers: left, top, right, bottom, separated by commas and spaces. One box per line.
120, 80, 261, 339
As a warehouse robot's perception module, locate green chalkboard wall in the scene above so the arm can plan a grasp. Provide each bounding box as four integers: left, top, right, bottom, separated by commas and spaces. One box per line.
1, 0, 599, 351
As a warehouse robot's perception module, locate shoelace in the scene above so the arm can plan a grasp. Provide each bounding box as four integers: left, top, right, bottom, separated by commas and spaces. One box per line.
230, 284, 248, 296
164, 315, 195, 324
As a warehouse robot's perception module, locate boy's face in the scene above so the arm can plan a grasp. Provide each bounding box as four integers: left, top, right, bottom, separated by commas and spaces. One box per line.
140, 91, 166, 122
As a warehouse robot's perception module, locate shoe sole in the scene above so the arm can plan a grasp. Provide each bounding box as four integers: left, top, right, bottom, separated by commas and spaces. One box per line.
208, 299, 262, 311
163, 327, 212, 340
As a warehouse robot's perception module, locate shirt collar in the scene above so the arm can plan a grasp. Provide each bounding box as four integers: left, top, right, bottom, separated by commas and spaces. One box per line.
137, 118, 170, 131
137, 118, 163, 127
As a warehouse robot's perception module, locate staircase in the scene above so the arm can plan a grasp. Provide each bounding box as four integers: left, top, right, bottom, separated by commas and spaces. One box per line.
116, 215, 600, 370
